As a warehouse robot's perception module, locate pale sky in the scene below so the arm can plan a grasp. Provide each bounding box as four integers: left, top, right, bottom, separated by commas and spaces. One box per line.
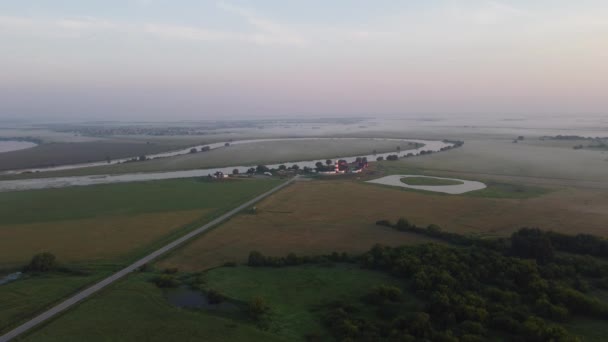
0, 1, 607, 120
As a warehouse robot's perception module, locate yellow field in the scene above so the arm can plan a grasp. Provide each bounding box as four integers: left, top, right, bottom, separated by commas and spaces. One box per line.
160, 179, 608, 271
0, 210, 206, 268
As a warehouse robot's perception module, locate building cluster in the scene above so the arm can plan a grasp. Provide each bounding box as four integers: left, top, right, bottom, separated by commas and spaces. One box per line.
319, 158, 368, 175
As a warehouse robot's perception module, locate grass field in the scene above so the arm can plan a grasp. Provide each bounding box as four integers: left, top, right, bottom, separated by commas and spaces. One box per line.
160, 178, 608, 272
0, 177, 282, 334
18, 273, 283, 342
0, 210, 205, 267
0, 178, 282, 267
376, 139, 608, 190
204, 264, 414, 340
0, 268, 112, 334
19, 264, 410, 341
0, 140, 190, 171
400, 177, 464, 186
2, 139, 412, 180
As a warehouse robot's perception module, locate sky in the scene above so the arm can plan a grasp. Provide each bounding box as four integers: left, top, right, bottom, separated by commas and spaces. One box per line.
0, 0, 607, 120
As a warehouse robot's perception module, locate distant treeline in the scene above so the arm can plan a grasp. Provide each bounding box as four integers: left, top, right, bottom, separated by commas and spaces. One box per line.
377, 218, 608, 260
542, 135, 607, 141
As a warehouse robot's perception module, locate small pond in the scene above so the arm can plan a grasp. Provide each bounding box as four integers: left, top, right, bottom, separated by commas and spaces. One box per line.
165, 286, 239, 312
0, 272, 22, 285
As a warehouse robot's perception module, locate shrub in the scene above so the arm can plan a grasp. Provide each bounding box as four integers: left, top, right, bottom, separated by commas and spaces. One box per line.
163, 267, 178, 274
248, 296, 271, 321
154, 274, 180, 288
207, 289, 225, 304
248, 251, 266, 266
25, 252, 57, 272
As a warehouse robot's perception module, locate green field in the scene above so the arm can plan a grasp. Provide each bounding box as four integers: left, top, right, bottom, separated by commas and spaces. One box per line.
0, 178, 282, 266
0, 177, 282, 334
204, 264, 412, 340
381, 138, 608, 190
0, 178, 280, 225
0, 267, 112, 334
19, 264, 407, 341
17, 273, 282, 342
400, 177, 464, 186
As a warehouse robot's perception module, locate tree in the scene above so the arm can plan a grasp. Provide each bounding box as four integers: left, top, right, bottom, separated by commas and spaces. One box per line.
377, 156, 384, 161
278, 164, 287, 171
315, 162, 324, 169
247, 167, 256, 174
326, 159, 333, 166
232, 168, 239, 175
26, 252, 57, 272
291, 164, 300, 171
396, 217, 411, 229
256, 165, 269, 173
138, 155, 147, 161
248, 251, 266, 266
201, 146, 210, 152
511, 228, 555, 263
224, 142, 230, 147
207, 289, 225, 304
154, 274, 180, 288
286, 252, 300, 265
189, 148, 197, 154
248, 296, 271, 321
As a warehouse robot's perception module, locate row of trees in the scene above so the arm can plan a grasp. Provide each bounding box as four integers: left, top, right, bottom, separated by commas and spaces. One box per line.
248, 251, 353, 267
378, 218, 608, 263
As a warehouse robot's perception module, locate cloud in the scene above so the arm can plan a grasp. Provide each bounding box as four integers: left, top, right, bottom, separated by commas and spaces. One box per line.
143, 23, 237, 42
216, 2, 307, 46
0, 6, 307, 47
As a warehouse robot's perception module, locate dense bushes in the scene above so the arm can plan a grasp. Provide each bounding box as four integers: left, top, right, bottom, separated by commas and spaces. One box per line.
376, 219, 484, 247
378, 218, 608, 261
242, 224, 608, 340
357, 243, 588, 341
24, 252, 57, 272
154, 274, 180, 288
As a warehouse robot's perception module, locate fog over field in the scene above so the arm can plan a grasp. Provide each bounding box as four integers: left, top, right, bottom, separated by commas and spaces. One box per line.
1, 1, 607, 342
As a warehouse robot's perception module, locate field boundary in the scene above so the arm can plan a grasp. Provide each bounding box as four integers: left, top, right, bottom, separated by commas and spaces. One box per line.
0, 176, 297, 342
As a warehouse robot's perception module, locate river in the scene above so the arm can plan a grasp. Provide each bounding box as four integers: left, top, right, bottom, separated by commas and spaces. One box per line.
0, 138, 452, 192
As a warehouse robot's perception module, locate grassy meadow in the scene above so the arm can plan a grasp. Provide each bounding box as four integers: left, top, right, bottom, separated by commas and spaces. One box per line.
377, 138, 608, 189
400, 177, 464, 186
160, 177, 608, 272
0, 177, 283, 334
19, 264, 409, 342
